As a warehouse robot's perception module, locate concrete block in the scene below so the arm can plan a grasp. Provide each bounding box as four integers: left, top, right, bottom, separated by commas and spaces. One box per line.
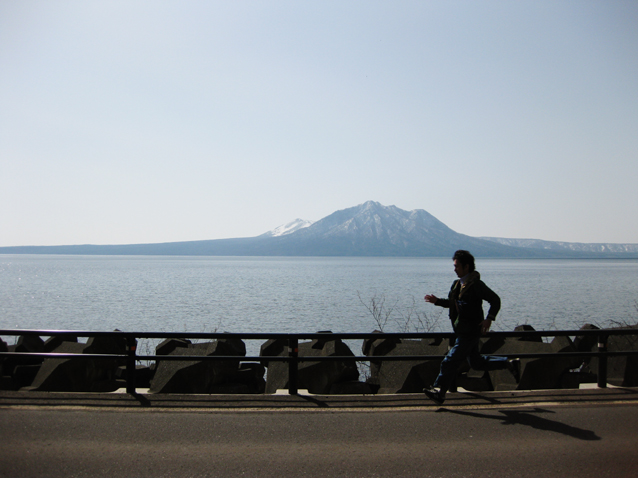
150, 339, 247, 394
263, 334, 359, 394
371, 339, 449, 394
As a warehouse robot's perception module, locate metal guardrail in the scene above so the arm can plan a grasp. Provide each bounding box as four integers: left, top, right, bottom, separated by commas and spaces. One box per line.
2, 328, 638, 395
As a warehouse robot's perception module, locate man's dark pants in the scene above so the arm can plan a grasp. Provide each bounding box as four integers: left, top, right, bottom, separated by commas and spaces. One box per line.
433, 334, 508, 394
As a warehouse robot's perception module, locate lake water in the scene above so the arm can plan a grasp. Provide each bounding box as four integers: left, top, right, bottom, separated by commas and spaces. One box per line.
1, 255, 637, 355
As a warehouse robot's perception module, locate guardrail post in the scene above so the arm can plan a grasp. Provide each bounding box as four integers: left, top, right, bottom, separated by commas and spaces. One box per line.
126, 335, 137, 394
597, 334, 608, 389
288, 337, 298, 395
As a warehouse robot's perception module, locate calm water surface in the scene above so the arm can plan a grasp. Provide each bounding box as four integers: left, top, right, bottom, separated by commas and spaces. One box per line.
2, 255, 636, 337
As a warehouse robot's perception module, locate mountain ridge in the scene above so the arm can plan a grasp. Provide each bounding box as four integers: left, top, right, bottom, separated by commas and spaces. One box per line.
480, 236, 638, 254
259, 219, 314, 237
1, 201, 636, 258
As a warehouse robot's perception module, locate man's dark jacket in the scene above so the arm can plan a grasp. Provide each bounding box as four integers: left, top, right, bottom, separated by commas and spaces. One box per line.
434, 271, 501, 336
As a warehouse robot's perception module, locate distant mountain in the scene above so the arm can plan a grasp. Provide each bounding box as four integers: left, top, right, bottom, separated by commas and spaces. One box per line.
258, 201, 536, 257
1, 201, 636, 258
480, 237, 638, 254
260, 219, 314, 237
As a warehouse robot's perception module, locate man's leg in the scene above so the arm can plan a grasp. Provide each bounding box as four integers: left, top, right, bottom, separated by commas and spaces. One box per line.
467, 345, 520, 382
432, 335, 478, 394
467, 345, 508, 372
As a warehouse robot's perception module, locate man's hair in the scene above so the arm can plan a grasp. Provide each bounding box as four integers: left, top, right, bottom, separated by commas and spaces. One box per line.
453, 250, 475, 272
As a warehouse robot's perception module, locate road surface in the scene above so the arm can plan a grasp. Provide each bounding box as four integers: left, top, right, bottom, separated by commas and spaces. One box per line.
2, 402, 637, 477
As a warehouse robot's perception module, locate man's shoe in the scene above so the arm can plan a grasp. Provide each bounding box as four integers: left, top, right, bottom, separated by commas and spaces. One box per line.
507, 359, 521, 383
424, 387, 445, 405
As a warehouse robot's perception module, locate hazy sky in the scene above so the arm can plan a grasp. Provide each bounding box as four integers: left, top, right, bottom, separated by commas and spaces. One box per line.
2, 1, 637, 247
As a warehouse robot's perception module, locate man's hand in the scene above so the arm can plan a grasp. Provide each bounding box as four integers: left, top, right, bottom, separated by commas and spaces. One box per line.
480, 318, 493, 335
424, 294, 438, 304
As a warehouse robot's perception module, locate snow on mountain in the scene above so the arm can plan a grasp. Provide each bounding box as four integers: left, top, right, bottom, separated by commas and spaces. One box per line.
480, 237, 638, 253
268, 200, 520, 257
261, 218, 314, 237
296, 201, 452, 242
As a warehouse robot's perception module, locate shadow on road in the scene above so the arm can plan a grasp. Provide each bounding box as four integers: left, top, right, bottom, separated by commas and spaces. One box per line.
438, 407, 601, 441
299, 395, 329, 407
131, 393, 151, 407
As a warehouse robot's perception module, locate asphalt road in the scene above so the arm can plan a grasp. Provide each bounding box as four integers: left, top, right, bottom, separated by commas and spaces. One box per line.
2, 403, 637, 478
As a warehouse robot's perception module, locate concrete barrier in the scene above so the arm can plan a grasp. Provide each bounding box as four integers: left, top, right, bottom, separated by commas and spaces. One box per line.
261, 333, 361, 394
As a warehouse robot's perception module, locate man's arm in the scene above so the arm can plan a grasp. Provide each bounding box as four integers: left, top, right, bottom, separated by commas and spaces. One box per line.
479, 282, 501, 335
482, 284, 501, 320
424, 294, 450, 308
